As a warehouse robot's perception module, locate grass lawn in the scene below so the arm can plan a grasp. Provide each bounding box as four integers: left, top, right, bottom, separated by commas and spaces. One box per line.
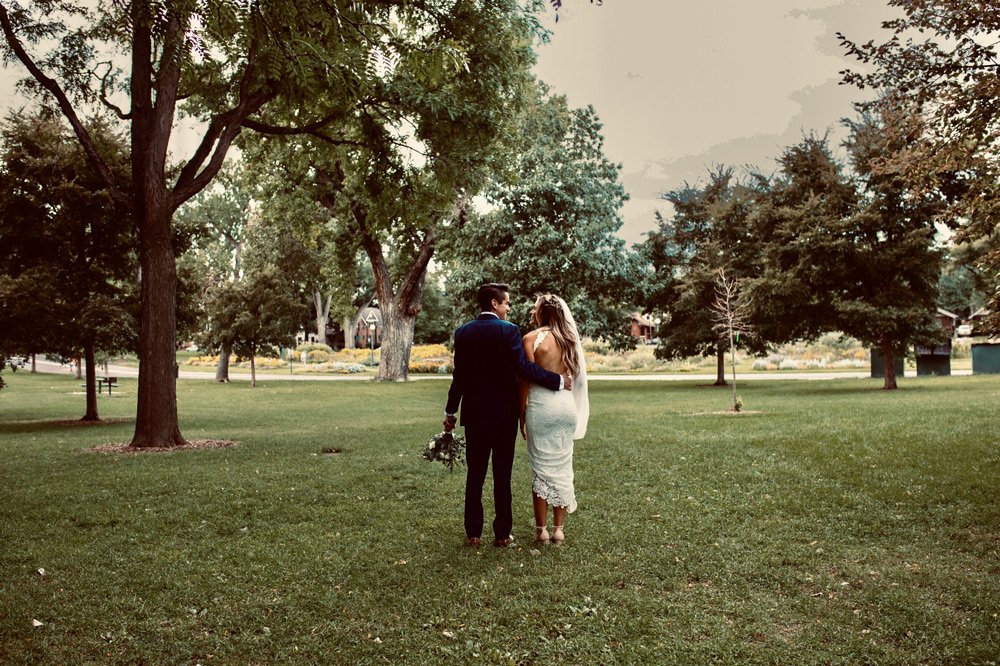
1, 373, 998, 664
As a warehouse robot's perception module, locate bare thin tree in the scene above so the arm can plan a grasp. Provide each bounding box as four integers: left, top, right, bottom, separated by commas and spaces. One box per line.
711, 268, 754, 412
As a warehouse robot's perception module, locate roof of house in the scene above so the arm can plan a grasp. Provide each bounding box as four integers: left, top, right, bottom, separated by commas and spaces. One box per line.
936, 307, 959, 320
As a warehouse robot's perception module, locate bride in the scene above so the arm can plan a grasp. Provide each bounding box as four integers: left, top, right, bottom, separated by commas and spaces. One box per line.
519, 294, 589, 544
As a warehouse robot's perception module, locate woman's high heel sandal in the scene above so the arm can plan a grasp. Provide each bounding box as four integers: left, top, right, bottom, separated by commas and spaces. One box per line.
551, 525, 565, 543
534, 526, 550, 543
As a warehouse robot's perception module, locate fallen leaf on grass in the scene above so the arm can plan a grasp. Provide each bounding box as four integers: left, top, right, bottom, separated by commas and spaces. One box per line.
37, 568, 45, 576
32, 619, 43, 627
442, 630, 456, 639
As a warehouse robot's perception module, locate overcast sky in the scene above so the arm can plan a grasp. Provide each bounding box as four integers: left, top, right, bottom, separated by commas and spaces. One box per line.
532, 0, 895, 244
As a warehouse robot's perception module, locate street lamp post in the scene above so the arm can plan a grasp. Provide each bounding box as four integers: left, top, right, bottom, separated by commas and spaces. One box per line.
364, 312, 378, 366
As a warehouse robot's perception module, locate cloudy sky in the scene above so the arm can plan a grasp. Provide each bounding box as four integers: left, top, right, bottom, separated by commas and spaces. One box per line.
532, 0, 895, 243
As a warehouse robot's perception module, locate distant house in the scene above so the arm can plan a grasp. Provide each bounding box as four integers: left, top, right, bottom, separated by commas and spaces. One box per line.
629, 312, 656, 342
354, 305, 383, 349
968, 307, 992, 334
936, 307, 959, 337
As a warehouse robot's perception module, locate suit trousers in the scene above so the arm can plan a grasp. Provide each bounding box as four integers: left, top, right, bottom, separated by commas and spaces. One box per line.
463, 420, 518, 541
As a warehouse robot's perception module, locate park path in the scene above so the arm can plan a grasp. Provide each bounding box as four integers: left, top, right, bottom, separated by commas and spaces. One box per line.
27, 358, 971, 382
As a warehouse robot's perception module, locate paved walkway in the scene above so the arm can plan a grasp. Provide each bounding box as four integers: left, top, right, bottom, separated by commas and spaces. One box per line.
28, 359, 971, 382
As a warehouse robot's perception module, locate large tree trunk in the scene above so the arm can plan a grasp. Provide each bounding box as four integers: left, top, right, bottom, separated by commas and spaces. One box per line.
130, 203, 186, 447
377, 300, 418, 381
127, 14, 186, 448
30, 353, 36, 373
881, 336, 898, 390
343, 315, 355, 349
82, 342, 99, 422
713, 344, 728, 386
313, 289, 332, 344
215, 347, 231, 382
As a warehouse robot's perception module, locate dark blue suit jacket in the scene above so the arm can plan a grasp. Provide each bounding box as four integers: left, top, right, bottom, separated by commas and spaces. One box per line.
446, 314, 561, 429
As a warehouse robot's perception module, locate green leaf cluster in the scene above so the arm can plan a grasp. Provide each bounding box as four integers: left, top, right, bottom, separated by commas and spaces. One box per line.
445, 83, 640, 343
0, 111, 137, 362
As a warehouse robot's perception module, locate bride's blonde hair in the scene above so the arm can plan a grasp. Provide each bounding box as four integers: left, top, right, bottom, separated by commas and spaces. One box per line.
534, 294, 580, 377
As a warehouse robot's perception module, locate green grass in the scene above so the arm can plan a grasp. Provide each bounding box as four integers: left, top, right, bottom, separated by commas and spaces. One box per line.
1, 372, 998, 664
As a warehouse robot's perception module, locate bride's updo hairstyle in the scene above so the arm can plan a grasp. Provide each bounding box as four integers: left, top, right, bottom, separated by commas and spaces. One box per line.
535, 294, 581, 377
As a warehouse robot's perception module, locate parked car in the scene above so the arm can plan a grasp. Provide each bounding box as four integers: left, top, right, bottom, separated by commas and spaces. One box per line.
956, 324, 973, 337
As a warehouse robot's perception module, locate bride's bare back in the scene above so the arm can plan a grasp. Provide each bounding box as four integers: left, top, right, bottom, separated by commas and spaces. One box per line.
523, 328, 567, 375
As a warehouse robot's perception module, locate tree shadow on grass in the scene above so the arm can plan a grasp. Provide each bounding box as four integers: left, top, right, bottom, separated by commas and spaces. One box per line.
0, 417, 134, 435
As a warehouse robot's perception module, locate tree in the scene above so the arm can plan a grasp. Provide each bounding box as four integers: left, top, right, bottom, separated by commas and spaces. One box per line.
838, 1, 1000, 333
938, 258, 990, 319
837, 107, 946, 388
642, 167, 765, 386
278, 0, 548, 381
200, 268, 305, 387
0, 111, 136, 420
239, 145, 365, 350
176, 162, 257, 381
446, 83, 640, 344
413, 274, 457, 345
0, 0, 453, 446
711, 269, 754, 412
751, 117, 944, 390
745, 134, 859, 347
180, 163, 256, 284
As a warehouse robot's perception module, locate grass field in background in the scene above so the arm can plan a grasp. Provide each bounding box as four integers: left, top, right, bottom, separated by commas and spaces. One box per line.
1, 372, 997, 664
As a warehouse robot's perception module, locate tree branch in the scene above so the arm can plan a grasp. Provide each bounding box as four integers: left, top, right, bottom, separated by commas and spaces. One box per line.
318, 162, 395, 307
241, 117, 366, 148
171, 37, 276, 207
0, 4, 128, 207
241, 110, 347, 136
93, 61, 132, 119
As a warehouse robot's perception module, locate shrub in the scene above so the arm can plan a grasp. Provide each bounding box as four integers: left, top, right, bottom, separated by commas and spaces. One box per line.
752, 360, 773, 371
330, 362, 366, 374
296, 342, 333, 354
584, 339, 610, 355
778, 359, 800, 370
307, 350, 331, 364
409, 360, 453, 373
233, 356, 285, 369
332, 348, 380, 365
410, 344, 450, 361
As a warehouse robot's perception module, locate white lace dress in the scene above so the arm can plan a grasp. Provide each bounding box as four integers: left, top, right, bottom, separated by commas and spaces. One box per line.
525, 331, 578, 513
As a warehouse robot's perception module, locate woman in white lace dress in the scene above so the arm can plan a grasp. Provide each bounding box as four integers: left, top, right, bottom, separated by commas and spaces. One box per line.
519, 294, 589, 544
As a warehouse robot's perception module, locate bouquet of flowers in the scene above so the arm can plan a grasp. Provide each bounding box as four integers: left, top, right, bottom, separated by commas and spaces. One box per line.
421, 430, 466, 472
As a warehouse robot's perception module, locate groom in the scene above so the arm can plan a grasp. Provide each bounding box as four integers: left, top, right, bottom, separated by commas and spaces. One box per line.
444, 283, 571, 548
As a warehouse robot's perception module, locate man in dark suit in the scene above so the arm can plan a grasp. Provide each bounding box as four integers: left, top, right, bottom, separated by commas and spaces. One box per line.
444, 283, 571, 548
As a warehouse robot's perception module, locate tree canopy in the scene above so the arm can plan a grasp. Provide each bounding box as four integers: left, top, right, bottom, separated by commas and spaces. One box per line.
446, 83, 639, 346
0, 111, 135, 417
838, 0, 1000, 333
